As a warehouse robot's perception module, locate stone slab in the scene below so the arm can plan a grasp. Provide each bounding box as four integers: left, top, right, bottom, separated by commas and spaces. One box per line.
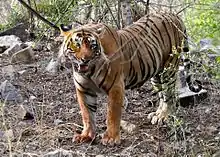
179, 87, 208, 107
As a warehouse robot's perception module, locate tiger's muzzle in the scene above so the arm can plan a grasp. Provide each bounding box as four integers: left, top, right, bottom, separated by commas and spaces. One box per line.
76, 58, 90, 73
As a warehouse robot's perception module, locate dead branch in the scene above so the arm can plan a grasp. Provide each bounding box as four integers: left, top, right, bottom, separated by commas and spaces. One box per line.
17, 0, 59, 30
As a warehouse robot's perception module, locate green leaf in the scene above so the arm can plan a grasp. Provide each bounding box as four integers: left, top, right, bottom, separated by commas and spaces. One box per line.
215, 73, 220, 80
216, 56, 220, 64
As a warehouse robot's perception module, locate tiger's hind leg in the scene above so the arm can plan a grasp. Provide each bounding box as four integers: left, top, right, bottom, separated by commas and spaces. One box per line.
149, 74, 161, 106
148, 54, 180, 125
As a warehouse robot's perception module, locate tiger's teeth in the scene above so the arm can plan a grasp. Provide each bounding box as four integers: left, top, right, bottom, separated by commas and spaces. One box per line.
78, 65, 89, 72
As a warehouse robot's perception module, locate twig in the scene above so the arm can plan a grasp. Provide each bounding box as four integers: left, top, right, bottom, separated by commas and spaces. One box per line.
117, 1, 121, 29
98, 8, 109, 22
103, 0, 120, 29
177, 3, 191, 15
17, 0, 59, 30
145, 0, 150, 14
53, 0, 83, 26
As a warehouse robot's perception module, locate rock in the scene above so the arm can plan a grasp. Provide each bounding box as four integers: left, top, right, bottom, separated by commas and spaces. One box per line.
0, 0, 12, 25
54, 119, 64, 126
0, 130, 4, 138
200, 38, 212, 49
0, 35, 22, 47
0, 80, 23, 102
17, 105, 34, 120
196, 125, 202, 131
3, 44, 22, 56
1, 65, 15, 79
120, 120, 137, 134
0, 45, 8, 53
0, 23, 29, 41
11, 45, 35, 64
208, 54, 220, 62
207, 126, 218, 135
45, 58, 59, 73
29, 95, 37, 101
179, 87, 208, 107
4, 129, 14, 141
69, 108, 77, 113
96, 155, 105, 157
17, 153, 39, 157
213, 150, 220, 157
24, 41, 34, 47
33, 43, 44, 51
43, 149, 76, 157
17, 70, 27, 75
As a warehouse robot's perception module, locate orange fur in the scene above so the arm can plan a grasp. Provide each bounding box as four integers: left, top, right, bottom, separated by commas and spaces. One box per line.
102, 78, 124, 145
74, 88, 96, 143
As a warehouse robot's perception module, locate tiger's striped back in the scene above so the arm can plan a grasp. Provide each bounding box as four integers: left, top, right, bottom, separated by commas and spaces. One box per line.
116, 13, 187, 89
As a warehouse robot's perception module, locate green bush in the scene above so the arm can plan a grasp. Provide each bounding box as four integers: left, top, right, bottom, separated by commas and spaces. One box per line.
36, 0, 77, 25
184, 0, 220, 45
0, 3, 28, 31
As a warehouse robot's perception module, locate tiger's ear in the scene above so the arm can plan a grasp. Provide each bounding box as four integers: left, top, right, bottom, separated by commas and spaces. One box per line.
59, 24, 73, 37
96, 26, 106, 38
96, 25, 119, 56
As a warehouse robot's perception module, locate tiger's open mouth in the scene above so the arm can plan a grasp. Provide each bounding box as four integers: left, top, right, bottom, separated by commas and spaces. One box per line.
75, 63, 89, 73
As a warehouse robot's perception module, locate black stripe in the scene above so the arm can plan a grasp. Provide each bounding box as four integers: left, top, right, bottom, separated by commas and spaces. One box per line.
148, 19, 165, 47
122, 28, 154, 86
137, 51, 145, 80
120, 31, 133, 61
162, 14, 178, 49
98, 67, 109, 88
125, 55, 151, 89
135, 24, 161, 49
104, 24, 119, 46
167, 14, 185, 51
120, 30, 136, 85
75, 79, 97, 97
86, 103, 97, 112
128, 61, 133, 76
96, 61, 107, 78
106, 72, 118, 93
161, 17, 172, 51
132, 26, 161, 67
67, 42, 70, 49
129, 27, 157, 75
74, 77, 89, 91
129, 65, 136, 83
167, 15, 179, 49
83, 90, 97, 97
88, 65, 96, 77
129, 73, 138, 89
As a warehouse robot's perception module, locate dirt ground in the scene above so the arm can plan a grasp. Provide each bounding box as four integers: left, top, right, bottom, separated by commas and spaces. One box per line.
0, 40, 220, 157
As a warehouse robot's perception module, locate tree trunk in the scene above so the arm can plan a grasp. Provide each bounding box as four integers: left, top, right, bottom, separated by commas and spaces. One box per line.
120, 0, 133, 27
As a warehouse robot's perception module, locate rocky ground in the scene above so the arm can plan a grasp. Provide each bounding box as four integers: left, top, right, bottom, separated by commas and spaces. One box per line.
0, 34, 220, 157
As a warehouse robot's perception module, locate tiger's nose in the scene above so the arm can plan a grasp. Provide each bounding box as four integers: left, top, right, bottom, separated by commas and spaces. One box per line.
81, 58, 90, 64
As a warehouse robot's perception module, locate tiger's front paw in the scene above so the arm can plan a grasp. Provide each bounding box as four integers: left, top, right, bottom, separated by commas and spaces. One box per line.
148, 101, 168, 125
73, 130, 95, 143
101, 131, 121, 146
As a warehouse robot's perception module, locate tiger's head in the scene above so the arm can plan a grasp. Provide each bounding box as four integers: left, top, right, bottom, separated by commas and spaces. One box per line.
60, 24, 103, 74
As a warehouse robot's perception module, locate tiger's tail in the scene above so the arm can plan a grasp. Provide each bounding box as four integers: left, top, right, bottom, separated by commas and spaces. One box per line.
182, 57, 202, 93
181, 35, 202, 93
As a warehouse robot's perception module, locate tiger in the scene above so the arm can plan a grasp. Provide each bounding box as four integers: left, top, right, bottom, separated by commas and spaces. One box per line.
59, 13, 202, 145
